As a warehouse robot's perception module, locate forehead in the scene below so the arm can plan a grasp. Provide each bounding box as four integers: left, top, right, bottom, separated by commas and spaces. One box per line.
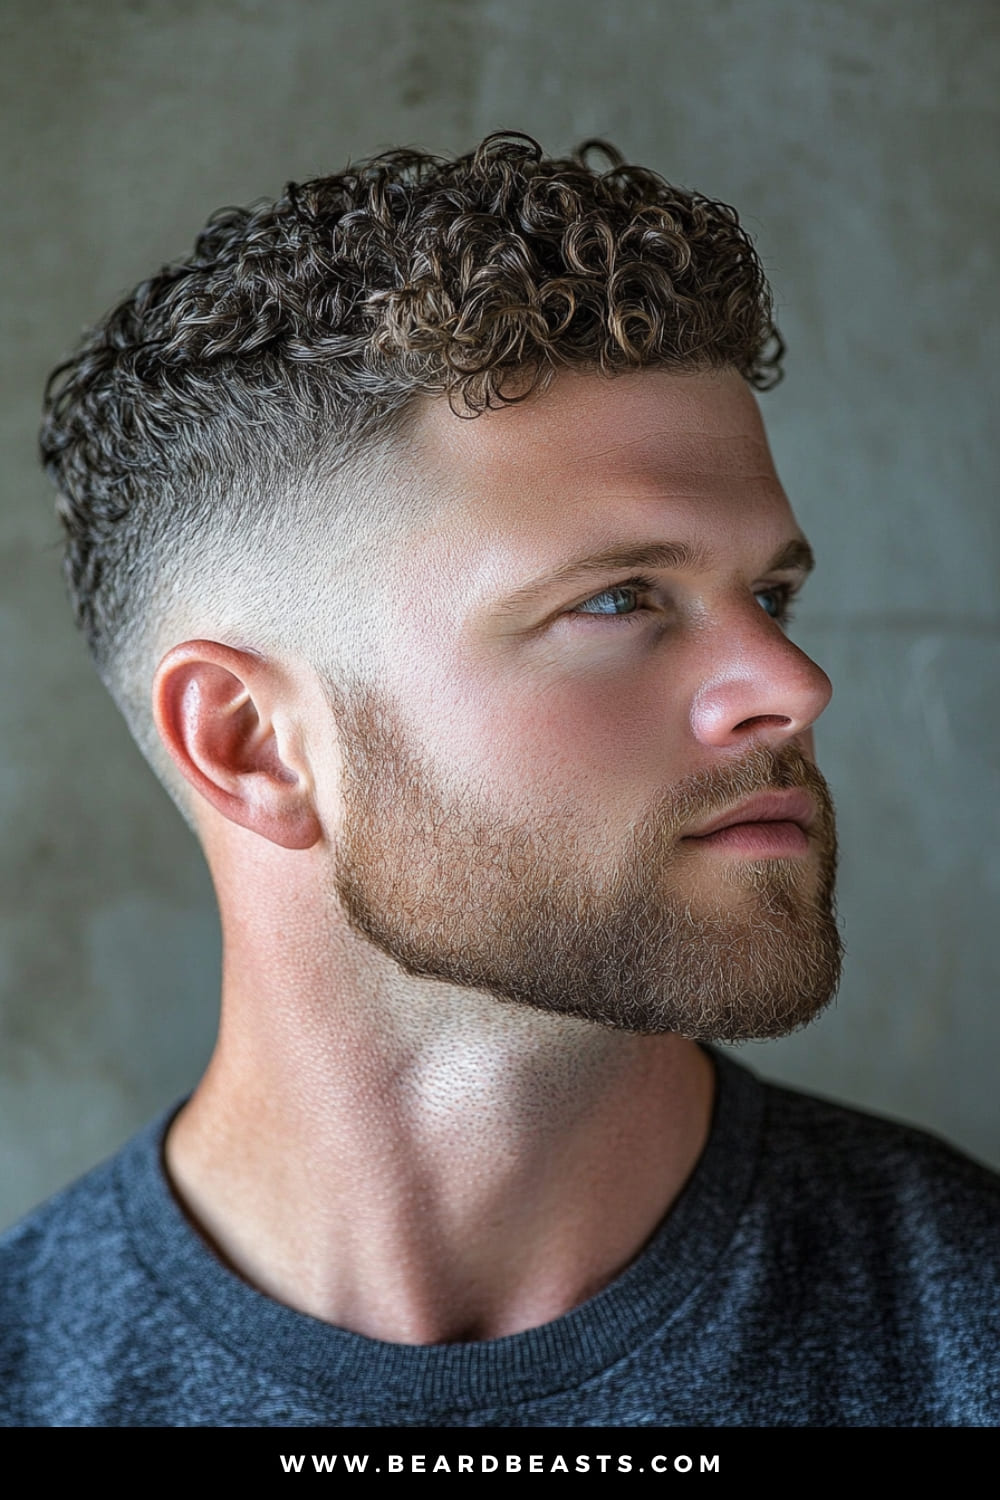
404, 368, 797, 592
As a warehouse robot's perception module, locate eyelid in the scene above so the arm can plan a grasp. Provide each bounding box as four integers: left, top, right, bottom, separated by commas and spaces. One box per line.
753, 580, 803, 626
570, 573, 659, 608
564, 573, 806, 627
566, 574, 660, 620
758, 578, 805, 601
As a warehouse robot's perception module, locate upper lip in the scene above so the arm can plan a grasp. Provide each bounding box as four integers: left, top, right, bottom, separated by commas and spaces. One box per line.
684, 789, 816, 839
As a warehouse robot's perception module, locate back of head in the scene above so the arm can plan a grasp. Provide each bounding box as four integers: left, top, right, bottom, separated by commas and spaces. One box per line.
40, 132, 783, 828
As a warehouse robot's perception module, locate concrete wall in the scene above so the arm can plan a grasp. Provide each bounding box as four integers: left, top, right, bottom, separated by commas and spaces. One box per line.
2, 0, 998, 1229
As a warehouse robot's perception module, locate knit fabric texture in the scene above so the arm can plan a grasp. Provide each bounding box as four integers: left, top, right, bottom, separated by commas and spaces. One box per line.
2, 1052, 998, 1427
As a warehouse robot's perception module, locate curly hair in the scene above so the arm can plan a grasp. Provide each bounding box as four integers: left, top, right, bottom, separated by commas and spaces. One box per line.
40, 131, 783, 819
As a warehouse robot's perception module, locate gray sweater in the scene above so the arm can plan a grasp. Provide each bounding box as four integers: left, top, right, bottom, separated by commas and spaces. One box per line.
2, 1052, 998, 1427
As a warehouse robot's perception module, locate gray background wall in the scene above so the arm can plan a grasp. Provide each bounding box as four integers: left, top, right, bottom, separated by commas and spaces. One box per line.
2, 0, 997, 1231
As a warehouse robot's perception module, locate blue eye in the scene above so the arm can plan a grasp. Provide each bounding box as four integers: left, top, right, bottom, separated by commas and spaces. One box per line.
569, 575, 657, 621
754, 586, 796, 625
567, 578, 798, 628
574, 586, 641, 617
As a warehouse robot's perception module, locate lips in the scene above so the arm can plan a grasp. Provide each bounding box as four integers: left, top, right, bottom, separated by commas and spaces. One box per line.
683, 789, 815, 840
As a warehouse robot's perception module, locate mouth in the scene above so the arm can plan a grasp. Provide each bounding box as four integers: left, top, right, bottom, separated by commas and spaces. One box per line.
681, 789, 815, 857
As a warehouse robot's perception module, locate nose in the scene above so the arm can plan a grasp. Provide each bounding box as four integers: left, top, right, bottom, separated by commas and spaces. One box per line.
688, 614, 833, 751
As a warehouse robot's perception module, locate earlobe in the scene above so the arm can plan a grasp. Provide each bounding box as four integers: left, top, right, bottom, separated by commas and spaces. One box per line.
152, 641, 322, 850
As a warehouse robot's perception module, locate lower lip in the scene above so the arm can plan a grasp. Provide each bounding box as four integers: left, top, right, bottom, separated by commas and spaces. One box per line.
684, 820, 810, 855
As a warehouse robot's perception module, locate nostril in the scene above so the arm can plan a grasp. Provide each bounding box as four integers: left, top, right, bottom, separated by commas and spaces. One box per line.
734, 714, 792, 731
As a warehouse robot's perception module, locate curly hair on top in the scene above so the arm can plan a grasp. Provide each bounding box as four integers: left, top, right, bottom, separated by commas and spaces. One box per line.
41, 131, 783, 686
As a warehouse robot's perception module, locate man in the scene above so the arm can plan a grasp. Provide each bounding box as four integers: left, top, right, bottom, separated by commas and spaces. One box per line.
2, 134, 997, 1427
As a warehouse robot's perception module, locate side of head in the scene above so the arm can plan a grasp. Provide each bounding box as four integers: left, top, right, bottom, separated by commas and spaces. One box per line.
40, 132, 784, 837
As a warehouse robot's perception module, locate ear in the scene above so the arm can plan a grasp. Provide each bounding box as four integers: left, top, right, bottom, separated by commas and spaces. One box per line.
152, 641, 322, 850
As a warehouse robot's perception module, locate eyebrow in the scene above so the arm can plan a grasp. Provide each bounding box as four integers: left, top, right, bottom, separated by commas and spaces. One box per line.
493, 536, 816, 616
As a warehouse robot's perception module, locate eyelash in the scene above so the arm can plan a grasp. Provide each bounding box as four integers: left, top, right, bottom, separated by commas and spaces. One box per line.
568, 575, 799, 628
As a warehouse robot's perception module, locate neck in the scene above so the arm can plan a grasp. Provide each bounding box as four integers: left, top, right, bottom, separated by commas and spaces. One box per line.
166, 861, 714, 1345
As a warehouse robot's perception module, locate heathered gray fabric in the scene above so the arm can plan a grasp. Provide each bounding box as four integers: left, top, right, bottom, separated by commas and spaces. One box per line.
2, 1051, 998, 1427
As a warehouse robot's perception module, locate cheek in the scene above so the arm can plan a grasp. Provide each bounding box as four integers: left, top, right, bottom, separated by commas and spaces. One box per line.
444, 668, 691, 810
387, 624, 693, 812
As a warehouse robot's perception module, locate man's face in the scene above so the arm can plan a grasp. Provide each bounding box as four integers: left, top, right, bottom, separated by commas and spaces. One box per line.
321, 368, 843, 1040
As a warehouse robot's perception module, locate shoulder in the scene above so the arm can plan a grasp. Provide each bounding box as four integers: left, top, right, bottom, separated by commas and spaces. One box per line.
0, 1118, 170, 1426
0, 1147, 136, 1313
755, 1071, 1000, 1223
713, 1049, 1000, 1227
756, 1072, 1000, 1392
690, 1057, 1000, 1423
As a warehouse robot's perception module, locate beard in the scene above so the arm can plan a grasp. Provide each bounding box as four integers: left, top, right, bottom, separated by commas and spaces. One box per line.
327, 682, 843, 1042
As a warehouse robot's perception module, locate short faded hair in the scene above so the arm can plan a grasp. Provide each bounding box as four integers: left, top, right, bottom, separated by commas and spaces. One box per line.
40, 131, 783, 822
